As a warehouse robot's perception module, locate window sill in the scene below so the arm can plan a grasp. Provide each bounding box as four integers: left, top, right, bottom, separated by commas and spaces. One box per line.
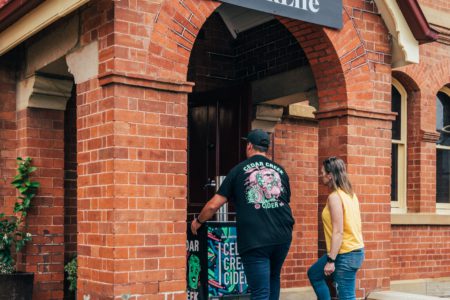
391, 213, 450, 225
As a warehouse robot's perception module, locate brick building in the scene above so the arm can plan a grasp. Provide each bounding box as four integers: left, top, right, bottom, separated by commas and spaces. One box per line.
0, 0, 449, 299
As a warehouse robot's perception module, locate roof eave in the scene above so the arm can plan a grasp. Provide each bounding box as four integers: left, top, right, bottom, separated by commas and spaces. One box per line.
396, 0, 438, 44
0, 0, 43, 33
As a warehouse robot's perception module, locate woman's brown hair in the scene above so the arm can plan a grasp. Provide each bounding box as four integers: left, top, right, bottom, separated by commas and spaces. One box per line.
323, 157, 354, 196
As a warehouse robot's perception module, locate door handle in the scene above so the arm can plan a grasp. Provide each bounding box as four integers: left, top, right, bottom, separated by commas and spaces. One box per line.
203, 179, 216, 189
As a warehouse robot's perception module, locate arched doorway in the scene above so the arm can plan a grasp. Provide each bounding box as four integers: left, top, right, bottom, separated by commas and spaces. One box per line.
185, 4, 319, 298
144, 0, 392, 298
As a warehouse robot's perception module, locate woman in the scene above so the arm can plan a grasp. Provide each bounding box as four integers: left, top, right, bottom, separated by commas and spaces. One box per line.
308, 157, 364, 300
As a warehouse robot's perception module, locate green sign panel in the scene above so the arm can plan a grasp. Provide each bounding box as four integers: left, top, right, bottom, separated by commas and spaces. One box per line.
186, 222, 249, 300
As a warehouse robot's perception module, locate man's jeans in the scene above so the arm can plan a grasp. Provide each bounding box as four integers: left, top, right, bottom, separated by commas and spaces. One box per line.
307, 249, 364, 300
240, 243, 291, 300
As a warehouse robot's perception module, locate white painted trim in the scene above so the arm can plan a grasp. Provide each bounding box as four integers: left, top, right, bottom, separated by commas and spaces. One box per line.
436, 203, 450, 213
391, 79, 407, 211
437, 145, 450, 150
441, 87, 450, 97
374, 0, 419, 68
391, 213, 450, 225
420, 5, 450, 29
0, 0, 90, 56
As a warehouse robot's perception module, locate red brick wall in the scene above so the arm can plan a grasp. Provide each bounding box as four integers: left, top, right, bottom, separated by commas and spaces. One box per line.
0, 46, 67, 300
395, 72, 422, 213
115, 0, 393, 298
390, 0, 450, 277
17, 108, 65, 300
284, 1, 392, 295
396, 41, 450, 214
75, 77, 109, 299
0, 53, 18, 216
3, 1, 450, 300
76, 78, 188, 299
391, 226, 450, 280
274, 119, 319, 288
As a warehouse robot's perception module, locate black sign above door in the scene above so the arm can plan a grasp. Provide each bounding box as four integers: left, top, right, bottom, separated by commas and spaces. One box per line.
218, 0, 342, 29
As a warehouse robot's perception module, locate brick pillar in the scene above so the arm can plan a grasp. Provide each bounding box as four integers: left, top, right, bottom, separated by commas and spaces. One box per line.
407, 91, 439, 213
17, 108, 65, 300
317, 110, 395, 298
274, 119, 319, 287
0, 53, 18, 217
76, 76, 191, 299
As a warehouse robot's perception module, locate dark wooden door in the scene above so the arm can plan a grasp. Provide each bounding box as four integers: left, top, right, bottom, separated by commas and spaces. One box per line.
188, 85, 251, 218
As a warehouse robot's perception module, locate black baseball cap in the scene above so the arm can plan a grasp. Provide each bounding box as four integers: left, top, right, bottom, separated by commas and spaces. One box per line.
242, 129, 270, 148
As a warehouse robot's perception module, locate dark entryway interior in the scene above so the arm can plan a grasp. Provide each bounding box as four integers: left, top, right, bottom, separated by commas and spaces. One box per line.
187, 4, 314, 219
187, 85, 251, 216
64, 87, 77, 300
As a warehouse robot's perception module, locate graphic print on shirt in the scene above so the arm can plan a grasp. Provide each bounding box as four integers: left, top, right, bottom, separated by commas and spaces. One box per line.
244, 164, 284, 209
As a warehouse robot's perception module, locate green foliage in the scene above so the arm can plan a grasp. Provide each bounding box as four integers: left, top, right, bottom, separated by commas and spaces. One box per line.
0, 157, 39, 274
64, 256, 77, 292
0, 261, 15, 275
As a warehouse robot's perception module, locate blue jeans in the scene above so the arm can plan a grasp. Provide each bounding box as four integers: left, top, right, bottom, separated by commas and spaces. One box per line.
240, 243, 291, 300
307, 249, 364, 300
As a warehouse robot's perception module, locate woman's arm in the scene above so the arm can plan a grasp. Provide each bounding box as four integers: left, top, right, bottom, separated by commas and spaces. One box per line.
324, 192, 344, 275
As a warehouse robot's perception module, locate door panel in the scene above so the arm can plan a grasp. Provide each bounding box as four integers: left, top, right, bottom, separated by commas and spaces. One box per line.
188, 85, 251, 217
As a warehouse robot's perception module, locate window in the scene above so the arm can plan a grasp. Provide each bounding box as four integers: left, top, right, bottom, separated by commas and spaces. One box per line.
436, 88, 450, 210
391, 79, 407, 212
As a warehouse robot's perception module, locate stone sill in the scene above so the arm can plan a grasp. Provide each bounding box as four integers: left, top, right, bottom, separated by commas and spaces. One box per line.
391, 213, 450, 225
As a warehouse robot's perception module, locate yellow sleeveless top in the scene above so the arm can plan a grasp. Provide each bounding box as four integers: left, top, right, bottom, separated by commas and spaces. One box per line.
322, 189, 364, 254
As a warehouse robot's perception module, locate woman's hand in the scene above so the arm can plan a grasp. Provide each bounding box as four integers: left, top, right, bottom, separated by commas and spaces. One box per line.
324, 262, 335, 276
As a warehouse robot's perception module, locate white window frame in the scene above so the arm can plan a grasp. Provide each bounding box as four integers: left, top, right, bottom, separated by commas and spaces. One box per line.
437, 87, 450, 213
391, 79, 407, 213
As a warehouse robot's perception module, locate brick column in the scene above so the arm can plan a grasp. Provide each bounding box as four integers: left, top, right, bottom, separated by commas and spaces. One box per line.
407, 91, 440, 213
76, 75, 191, 299
274, 119, 319, 288
0, 53, 18, 217
17, 108, 65, 300
76, 1, 192, 298
317, 109, 395, 298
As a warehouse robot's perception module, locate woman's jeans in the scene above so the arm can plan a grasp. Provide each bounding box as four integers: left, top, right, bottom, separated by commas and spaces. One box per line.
307, 249, 364, 300
240, 243, 291, 300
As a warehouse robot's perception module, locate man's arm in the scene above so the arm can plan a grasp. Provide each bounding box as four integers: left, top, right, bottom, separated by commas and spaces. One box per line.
191, 194, 228, 235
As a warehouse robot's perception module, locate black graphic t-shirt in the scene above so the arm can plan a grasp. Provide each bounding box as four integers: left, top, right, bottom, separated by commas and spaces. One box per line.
217, 155, 295, 254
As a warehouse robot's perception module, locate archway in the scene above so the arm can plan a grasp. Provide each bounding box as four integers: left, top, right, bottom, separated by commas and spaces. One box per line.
147, 0, 390, 297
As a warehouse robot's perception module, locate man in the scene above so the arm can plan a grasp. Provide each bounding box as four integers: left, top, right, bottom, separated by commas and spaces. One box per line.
191, 129, 295, 300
